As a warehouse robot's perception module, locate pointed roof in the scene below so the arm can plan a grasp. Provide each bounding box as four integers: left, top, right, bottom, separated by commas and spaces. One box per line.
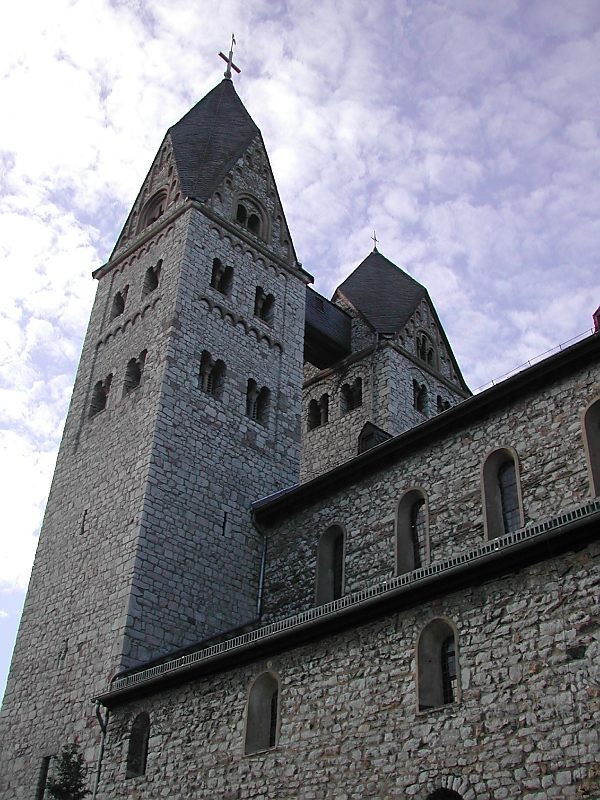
169, 79, 259, 202
334, 250, 426, 334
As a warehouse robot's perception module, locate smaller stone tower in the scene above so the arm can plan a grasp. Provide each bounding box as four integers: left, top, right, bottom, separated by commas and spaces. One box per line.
301, 249, 470, 481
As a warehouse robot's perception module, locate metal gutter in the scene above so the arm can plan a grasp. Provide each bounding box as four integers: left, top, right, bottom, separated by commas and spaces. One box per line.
94, 497, 600, 707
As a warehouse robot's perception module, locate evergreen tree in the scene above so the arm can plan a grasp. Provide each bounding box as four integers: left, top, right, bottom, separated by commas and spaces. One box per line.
46, 744, 91, 800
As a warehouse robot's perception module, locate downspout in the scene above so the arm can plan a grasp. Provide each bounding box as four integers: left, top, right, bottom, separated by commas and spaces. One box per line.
252, 510, 269, 619
92, 701, 110, 800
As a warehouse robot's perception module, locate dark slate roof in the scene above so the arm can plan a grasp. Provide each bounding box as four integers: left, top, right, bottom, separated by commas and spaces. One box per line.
169, 79, 259, 202
334, 250, 426, 334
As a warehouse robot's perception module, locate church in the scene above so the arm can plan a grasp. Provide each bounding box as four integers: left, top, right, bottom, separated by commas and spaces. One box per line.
1, 53, 599, 800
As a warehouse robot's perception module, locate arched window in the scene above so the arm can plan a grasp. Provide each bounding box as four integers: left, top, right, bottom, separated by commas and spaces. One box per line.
482, 447, 524, 540
340, 378, 362, 414
89, 374, 112, 417
244, 672, 280, 755
246, 380, 270, 424
417, 331, 436, 367
307, 394, 329, 430
396, 489, 428, 574
139, 191, 167, 231
110, 286, 128, 321
199, 351, 226, 400
315, 525, 344, 605
583, 396, 600, 496
413, 380, 428, 414
248, 214, 261, 234
254, 287, 275, 324
123, 351, 147, 396
256, 386, 270, 424
126, 711, 150, 778
436, 395, 451, 414
142, 260, 162, 297
236, 203, 247, 225
417, 618, 459, 711
236, 199, 264, 238
426, 791, 464, 800
210, 258, 233, 296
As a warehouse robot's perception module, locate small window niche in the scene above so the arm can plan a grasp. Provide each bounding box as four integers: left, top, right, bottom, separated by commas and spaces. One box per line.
436, 395, 451, 414
315, 525, 345, 605
199, 351, 226, 400
426, 791, 464, 800
307, 394, 329, 430
142, 260, 162, 298
246, 380, 270, 425
254, 287, 275, 325
340, 378, 362, 414
583, 396, 600, 496
89, 374, 113, 417
413, 380, 428, 415
244, 672, 280, 756
396, 489, 428, 575
235, 197, 265, 239
417, 618, 459, 712
110, 286, 129, 321
417, 331, 436, 367
481, 446, 524, 540
126, 711, 150, 778
123, 350, 147, 396
210, 258, 233, 296
139, 190, 167, 231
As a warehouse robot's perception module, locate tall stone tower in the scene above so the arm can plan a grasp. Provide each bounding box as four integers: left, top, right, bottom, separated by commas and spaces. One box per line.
0, 76, 310, 796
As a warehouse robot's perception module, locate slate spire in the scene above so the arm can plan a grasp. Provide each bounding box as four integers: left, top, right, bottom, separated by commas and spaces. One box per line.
334, 250, 426, 334
169, 79, 259, 203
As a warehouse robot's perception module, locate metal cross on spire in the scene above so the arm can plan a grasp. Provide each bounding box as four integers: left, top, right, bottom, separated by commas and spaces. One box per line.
372, 231, 379, 251
219, 34, 241, 80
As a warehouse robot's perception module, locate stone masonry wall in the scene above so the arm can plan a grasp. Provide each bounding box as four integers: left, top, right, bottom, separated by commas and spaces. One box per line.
0, 212, 189, 798
301, 343, 466, 484
272, 357, 600, 622
97, 539, 600, 799
123, 205, 307, 665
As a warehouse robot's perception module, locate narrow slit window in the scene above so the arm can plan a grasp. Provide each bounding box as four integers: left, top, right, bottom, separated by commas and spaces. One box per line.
417, 619, 459, 711
315, 525, 345, 605
126, 712, 150, 778
142, 260, 162, 297
441, 635, 457, 704
244, 672, 280, 755
498, 461, 520, 534
410, 499, 426, 570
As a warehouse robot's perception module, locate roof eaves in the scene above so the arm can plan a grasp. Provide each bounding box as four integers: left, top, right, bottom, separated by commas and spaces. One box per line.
255, 331, 600, 523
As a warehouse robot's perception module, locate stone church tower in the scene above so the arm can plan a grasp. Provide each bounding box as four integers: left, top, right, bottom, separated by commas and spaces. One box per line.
0, 76, 311, 797
302, 250, 470, 481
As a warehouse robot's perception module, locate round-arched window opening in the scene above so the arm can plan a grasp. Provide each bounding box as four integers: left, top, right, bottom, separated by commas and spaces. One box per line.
248, 214, 260, 234
235, 199, 264, 239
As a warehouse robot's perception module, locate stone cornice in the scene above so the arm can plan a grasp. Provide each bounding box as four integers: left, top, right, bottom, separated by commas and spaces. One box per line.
92, 200, 314, 286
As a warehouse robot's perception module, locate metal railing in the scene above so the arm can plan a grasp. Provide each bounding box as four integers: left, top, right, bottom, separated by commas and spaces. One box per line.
104, 497, 600, 697
473, 328, 595, 394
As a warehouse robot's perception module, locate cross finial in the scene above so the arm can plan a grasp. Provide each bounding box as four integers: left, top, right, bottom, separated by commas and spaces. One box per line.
372, 231, 379, 251
219, 34, 241, 80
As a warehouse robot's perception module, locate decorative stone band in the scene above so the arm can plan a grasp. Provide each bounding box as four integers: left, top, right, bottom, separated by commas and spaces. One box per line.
95, 497, 600, 705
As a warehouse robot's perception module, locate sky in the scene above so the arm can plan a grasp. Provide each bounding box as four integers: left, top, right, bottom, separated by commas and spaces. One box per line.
1, 0, 600, 702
